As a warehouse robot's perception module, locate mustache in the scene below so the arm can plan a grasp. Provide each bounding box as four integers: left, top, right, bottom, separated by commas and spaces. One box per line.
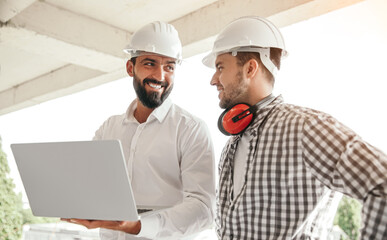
143, 78, 168, 88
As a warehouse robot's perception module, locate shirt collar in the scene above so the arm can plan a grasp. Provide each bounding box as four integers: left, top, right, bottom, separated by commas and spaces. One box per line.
124, 97, 172, 124
150, 97, 172, 122
246, 94, 284, 135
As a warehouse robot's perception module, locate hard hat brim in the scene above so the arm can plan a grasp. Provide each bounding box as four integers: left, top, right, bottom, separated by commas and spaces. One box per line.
202, 52, 216, 68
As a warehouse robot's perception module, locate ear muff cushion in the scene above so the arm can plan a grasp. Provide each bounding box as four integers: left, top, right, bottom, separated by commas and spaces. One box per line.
218, 110, 232, 136
218, 103, 254, 135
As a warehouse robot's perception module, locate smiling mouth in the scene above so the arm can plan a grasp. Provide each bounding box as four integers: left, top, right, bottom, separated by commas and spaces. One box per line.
217, 88, 224, 96
148, 82, 162, 90
144, 78, 167, 91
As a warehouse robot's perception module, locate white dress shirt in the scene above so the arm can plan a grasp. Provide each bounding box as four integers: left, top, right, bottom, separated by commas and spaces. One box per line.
94, 98, 216, 240
232, 132, 250, 196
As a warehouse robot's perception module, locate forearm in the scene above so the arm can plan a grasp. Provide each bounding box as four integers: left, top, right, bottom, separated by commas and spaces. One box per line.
139, 196, 214, 239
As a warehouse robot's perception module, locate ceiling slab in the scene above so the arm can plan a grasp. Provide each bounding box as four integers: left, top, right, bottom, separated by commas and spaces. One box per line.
45, 0, 219, 32
0, 0, 36, 22
0, 0, 365, 116
0, 45, 66, 92
174, 0, 364, 56
3, 1, 130, 71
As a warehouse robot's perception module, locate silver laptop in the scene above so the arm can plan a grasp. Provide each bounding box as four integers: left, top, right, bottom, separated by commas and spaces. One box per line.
11, 140, 154, 221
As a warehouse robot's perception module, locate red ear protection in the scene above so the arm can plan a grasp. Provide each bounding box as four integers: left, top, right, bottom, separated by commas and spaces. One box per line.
218, 103, 256, 136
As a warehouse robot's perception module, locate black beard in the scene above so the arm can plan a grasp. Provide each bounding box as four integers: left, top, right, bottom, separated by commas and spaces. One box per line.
133, 74, 173, 109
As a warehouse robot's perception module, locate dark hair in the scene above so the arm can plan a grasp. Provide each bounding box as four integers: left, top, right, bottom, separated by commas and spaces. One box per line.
234, 48, 282, 85
130, 57, 137, 65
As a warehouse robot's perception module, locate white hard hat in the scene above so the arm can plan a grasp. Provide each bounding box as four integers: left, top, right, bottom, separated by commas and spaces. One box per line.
202, 16, 288, 75
124, 21, 182, 63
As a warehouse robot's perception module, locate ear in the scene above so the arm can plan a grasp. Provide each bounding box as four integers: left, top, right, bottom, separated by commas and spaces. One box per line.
244, 58, 259, 80
126, 60, 134, 77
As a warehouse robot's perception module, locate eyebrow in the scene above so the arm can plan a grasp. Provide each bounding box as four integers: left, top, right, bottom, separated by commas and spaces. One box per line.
140, 58, 157, 64
140, 58, 176, 65
166, 60, 177, 65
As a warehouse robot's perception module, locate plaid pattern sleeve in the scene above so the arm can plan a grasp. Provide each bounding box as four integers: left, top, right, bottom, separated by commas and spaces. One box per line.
302, 111, 387, 239
216, 95, 387, 240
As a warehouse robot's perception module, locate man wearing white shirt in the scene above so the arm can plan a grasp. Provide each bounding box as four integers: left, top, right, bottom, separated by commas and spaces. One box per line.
62, 21, 216, 240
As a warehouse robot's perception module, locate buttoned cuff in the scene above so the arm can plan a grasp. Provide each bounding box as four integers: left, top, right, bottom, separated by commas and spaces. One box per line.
136, 213, 161, 239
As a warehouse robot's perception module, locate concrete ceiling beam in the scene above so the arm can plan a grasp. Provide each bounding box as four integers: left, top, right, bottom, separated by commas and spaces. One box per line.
173, 0, 364, 58
0, 0, 36, 23
1, 1, 132, 72
0, 64, 126, 115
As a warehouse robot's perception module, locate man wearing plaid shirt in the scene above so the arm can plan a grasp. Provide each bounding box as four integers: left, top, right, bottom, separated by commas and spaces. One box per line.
202, 16, 387, 239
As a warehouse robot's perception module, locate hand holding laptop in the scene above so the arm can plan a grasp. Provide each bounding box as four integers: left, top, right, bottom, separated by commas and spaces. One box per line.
60, 218, 142, 235
12, 139, 170, 237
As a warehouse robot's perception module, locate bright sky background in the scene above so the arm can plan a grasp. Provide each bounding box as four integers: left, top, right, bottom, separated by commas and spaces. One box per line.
0, 0, 386, 210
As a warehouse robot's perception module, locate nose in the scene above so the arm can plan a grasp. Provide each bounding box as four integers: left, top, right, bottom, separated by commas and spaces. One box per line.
152, 65, 165, 81
210, 72, 219, 86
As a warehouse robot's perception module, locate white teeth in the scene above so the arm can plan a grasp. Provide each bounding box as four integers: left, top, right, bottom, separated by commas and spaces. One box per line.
149, 83, 162, 89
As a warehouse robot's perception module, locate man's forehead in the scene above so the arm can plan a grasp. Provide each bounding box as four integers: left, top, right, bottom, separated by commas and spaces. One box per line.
215, 53, 234, 65
137, 53, 177, 63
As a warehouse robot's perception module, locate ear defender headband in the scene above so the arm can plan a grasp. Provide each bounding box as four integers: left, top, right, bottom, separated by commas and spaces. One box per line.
218, 103, 256, 136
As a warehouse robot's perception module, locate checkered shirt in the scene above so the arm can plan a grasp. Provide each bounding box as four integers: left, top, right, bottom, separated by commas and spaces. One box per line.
216, 95, 387, 240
